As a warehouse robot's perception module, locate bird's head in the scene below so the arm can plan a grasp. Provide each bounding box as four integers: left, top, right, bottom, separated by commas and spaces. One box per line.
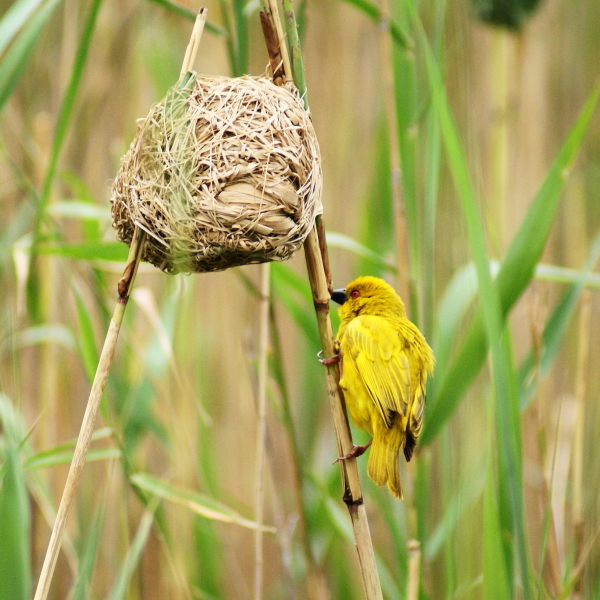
331, 276, 406, 321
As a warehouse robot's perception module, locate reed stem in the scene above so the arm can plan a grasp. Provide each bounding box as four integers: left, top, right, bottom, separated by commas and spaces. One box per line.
33, 11, 208, 598
282, 0, 307, 108
254, 263, 271, 600
407, 540, 421, 600
275, 2, 383, 596
572, 289, 591, 592
257, 8, 333, 597
304, 227, 383, 600
33, 228, 146, 600
379, 3, 411, 316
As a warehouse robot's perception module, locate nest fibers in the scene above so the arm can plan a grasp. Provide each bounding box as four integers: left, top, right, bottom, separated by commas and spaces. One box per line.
111, 74, 322, 274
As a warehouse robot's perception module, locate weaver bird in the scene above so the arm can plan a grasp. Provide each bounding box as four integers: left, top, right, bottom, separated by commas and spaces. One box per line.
321, 276, 434, 499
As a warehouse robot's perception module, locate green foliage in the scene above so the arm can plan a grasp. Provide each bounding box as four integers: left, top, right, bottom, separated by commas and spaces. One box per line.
68, 502, 105, 600
131, 473, 275, 531
482, 441, 511, 600
518, 233, 600, 408
0, 0, 64, 111
0, 396, 31, 600
106, 506, 157, 600
417, 13, 532, 593
422, 86, 600, 445
1, 0, 599, 598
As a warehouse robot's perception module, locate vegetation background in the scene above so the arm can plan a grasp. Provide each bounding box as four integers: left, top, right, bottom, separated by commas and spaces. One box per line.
1, 0, 599, 599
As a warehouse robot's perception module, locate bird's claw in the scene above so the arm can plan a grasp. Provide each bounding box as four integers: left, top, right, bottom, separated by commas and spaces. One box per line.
332, 439, 373, 464
318, 349, 340, 366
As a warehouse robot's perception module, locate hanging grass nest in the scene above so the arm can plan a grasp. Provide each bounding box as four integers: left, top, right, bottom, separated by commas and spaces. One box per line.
111, 73, 322, 274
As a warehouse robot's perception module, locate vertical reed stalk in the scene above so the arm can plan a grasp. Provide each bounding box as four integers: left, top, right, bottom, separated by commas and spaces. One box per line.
407, 540, 421, 600
180, 8, 207, 77
380, 1, 411, 316
254, 262, 271, 600
33, 11, 208, 599
275, 2, 383, 596
267, 0, 292, 79
258, 7, 331, 597
304, 228, 383, 600
269, 306, 327, 599
489, 30, 510, 251
281, 0, 307, 108
528, 292, 562, 596
33, 228, 146, 600
572, 289, 591, 593
261, 4, 382, 596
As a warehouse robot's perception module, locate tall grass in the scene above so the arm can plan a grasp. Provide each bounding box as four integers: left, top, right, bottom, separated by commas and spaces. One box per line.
1, 0, 599, 599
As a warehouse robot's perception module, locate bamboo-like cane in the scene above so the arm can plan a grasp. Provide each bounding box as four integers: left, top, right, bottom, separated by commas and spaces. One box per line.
180, 8, 207, 77
281, 0, 306, 107
258, 9, 331, 599
33, 228, 146, 600
304, 227, 383, 600
253, 262, 271, 600
277, 3, 384, 598
33, 11, 207, 600
266, 0, 292, 81
572, 289, 591, 594
253, 7, 287, 598
379, 1, 411, 316
407, 540, 421, 600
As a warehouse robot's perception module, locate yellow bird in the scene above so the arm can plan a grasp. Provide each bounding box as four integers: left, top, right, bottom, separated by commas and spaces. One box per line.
322, 276, 434, 499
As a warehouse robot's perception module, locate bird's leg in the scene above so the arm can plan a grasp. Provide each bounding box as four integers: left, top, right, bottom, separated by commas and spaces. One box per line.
333, 438, 373, 464
318, 340, 340, 366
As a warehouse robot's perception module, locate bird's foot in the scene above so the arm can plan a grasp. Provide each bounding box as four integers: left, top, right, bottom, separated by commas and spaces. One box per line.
333, 439, 373, 464
318, 349, 340, 366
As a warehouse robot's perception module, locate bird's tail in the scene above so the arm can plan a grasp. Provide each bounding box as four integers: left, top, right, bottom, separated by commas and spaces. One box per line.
367, 435, 403, 500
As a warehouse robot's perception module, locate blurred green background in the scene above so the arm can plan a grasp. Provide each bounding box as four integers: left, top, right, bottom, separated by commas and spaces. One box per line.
1, 0, 599, 599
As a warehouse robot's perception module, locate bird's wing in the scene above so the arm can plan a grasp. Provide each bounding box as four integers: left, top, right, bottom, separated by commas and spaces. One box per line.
404, 381, 425, 461
343, 315, 411, 428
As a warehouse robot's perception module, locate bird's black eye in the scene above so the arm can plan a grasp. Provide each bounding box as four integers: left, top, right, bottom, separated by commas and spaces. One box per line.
350, 290, 360, 299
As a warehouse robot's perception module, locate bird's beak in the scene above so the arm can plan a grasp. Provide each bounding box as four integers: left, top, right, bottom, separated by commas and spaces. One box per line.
330, 288, 348, 305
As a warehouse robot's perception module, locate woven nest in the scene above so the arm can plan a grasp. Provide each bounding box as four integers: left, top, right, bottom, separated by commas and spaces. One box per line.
111, 74, 322, 274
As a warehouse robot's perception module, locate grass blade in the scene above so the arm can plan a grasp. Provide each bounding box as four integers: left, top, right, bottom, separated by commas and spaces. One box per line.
23, 427, 113, 466
72, 285, 100, 382
32, 0, 103, 238
0, 0, 45, 55
38, 241, 128, 262
131, 473, 276, 532
232, 0, 248, 75
422, 84, 600, 445
25, 448, 120, 470
424, 466, 485, 560
47, 200, 109, 221
355, 124, 396, 279
337, 0, 410, 48
0, 0, 63, 111
326, 231, 396, 274
483, 444, 511, 600
415, 12, 529, 593
68, 501, 105, 600
106, 506, 156, 600
0, 395, 31, 600
27, 0, 103, 320
271, 263, 319, 344
390, 10, 420, 317
519, 232, 600, 408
